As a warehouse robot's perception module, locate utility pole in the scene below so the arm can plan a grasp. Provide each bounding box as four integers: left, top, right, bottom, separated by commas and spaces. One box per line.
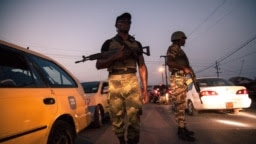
215, 61, 221, 77
160, 55, 168, 86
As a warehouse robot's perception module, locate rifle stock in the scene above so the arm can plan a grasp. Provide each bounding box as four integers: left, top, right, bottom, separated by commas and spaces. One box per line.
75, 46, 150, 63
186, 69, 200, 93
186, 69, 203, 103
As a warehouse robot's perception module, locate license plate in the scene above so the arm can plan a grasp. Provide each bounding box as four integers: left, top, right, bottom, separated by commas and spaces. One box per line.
226, 102, 233, 108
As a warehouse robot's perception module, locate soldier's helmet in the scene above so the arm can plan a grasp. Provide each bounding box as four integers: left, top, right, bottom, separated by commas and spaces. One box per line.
171, 31, 187, 42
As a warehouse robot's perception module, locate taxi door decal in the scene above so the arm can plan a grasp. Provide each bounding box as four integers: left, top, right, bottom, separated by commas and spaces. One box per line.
68, 96, 77, 109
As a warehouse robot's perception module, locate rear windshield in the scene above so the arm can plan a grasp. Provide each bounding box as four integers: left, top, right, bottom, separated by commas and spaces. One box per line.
197, 78, 233, 87
81, 82, 100, 93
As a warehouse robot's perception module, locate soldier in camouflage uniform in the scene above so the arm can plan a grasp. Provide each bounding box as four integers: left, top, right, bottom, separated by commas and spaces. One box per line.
166, 31, 196, 142
96, 12, 149, 144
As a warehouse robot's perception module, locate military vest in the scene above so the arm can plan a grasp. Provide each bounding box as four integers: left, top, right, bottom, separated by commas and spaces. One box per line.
167, 44, 190, 72
107, 36, 138, 72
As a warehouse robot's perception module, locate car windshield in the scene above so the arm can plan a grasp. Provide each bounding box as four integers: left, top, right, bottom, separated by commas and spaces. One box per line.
153, 85, 167, 92
153, 85, 160, 90
197, 78, 233, 87
81, 82, 100, 93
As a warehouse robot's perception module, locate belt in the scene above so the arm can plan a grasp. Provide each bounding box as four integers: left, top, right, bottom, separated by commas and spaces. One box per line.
109, 68, 136, 75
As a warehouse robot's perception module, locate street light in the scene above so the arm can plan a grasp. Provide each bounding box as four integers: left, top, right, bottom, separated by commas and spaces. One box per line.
159, 67, 164, 84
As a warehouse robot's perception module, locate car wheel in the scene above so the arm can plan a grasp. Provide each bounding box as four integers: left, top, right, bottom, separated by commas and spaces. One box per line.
187, 101, 198, 116
153, 97, 157, 103
47, 120, 76, 144
94, 105, 103, 128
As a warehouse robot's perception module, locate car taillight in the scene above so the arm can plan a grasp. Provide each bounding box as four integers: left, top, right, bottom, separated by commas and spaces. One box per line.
200, 90, 218, 96
236, 89, 248, 94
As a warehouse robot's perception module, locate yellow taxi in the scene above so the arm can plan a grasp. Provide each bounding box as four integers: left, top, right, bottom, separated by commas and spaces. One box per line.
0, 40, 91, 144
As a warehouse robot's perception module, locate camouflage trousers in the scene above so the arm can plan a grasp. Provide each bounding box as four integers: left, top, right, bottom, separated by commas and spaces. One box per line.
108, 73, 142, 142
169, 74, 188, 128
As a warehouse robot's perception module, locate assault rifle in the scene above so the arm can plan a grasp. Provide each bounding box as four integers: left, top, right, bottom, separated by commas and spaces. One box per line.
186, 69, 201, 93
75, 46, 150, 63
186, 69, 200, 93
186, 68, 202, 102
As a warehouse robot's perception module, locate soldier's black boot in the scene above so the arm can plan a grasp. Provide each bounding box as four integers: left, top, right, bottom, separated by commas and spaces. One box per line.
184, 127, 194, 136
177, 127, 195, 142
118, 136, 126, 144
177, 127, 194, 136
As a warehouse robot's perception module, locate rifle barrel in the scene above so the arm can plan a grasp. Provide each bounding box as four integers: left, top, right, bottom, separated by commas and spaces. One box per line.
75, 46, 150, 63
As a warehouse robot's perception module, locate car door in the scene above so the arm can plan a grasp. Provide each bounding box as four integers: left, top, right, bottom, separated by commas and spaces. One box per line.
30, 54, 89, 130
100, 82, 109, 111
0, 46, 57, 144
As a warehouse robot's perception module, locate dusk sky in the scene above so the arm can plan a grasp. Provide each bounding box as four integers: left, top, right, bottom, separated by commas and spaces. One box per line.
1, 0, 256, 85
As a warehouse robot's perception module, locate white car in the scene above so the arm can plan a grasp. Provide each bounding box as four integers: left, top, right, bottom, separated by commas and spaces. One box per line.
186, 77, 252, 115
81, 81, 109, 128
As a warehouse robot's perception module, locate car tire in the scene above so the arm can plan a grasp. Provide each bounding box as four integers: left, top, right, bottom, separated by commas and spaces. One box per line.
187, 100, 198, 116
47, 120, 76, 144
94, 105, 103, 128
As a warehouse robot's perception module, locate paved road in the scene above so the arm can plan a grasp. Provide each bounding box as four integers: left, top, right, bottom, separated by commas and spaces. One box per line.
76, 103, 256, 144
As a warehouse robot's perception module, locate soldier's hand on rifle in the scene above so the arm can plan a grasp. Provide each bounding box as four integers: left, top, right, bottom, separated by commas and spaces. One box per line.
114, 46, 126, 60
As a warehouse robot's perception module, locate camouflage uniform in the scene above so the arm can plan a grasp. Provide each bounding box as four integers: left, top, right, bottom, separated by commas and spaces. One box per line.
167, 31, 195, 141
101, 35, 143, 143
169, 71, 187, 127
167, 44, 189, 128
108, 73, 142, 143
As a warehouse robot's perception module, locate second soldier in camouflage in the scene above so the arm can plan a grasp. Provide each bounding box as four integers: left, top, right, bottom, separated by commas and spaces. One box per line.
166, 31, 196, 142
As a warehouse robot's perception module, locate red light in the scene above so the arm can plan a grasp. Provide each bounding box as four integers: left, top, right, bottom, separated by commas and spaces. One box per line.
236, 89, 248, 95
200, 90, 218, 96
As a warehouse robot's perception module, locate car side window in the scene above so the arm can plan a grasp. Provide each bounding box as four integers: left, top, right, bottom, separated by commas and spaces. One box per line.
0, 45, 45, 88
29, 55, 77, 88
81, 82, 99, 93
101, 82, 109, 94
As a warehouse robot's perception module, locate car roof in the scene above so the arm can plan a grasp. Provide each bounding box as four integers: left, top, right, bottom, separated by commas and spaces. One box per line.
1, 40, 52, 61
197, 77, 226, 80
0, 40, 80, 83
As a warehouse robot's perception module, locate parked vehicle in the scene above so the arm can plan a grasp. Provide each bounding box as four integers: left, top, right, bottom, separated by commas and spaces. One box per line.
81, 81, 109, 128
186, 77, 251, 115
149, 84, 170, 104
0, 40, 92, 144
229, 76, 256, 100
